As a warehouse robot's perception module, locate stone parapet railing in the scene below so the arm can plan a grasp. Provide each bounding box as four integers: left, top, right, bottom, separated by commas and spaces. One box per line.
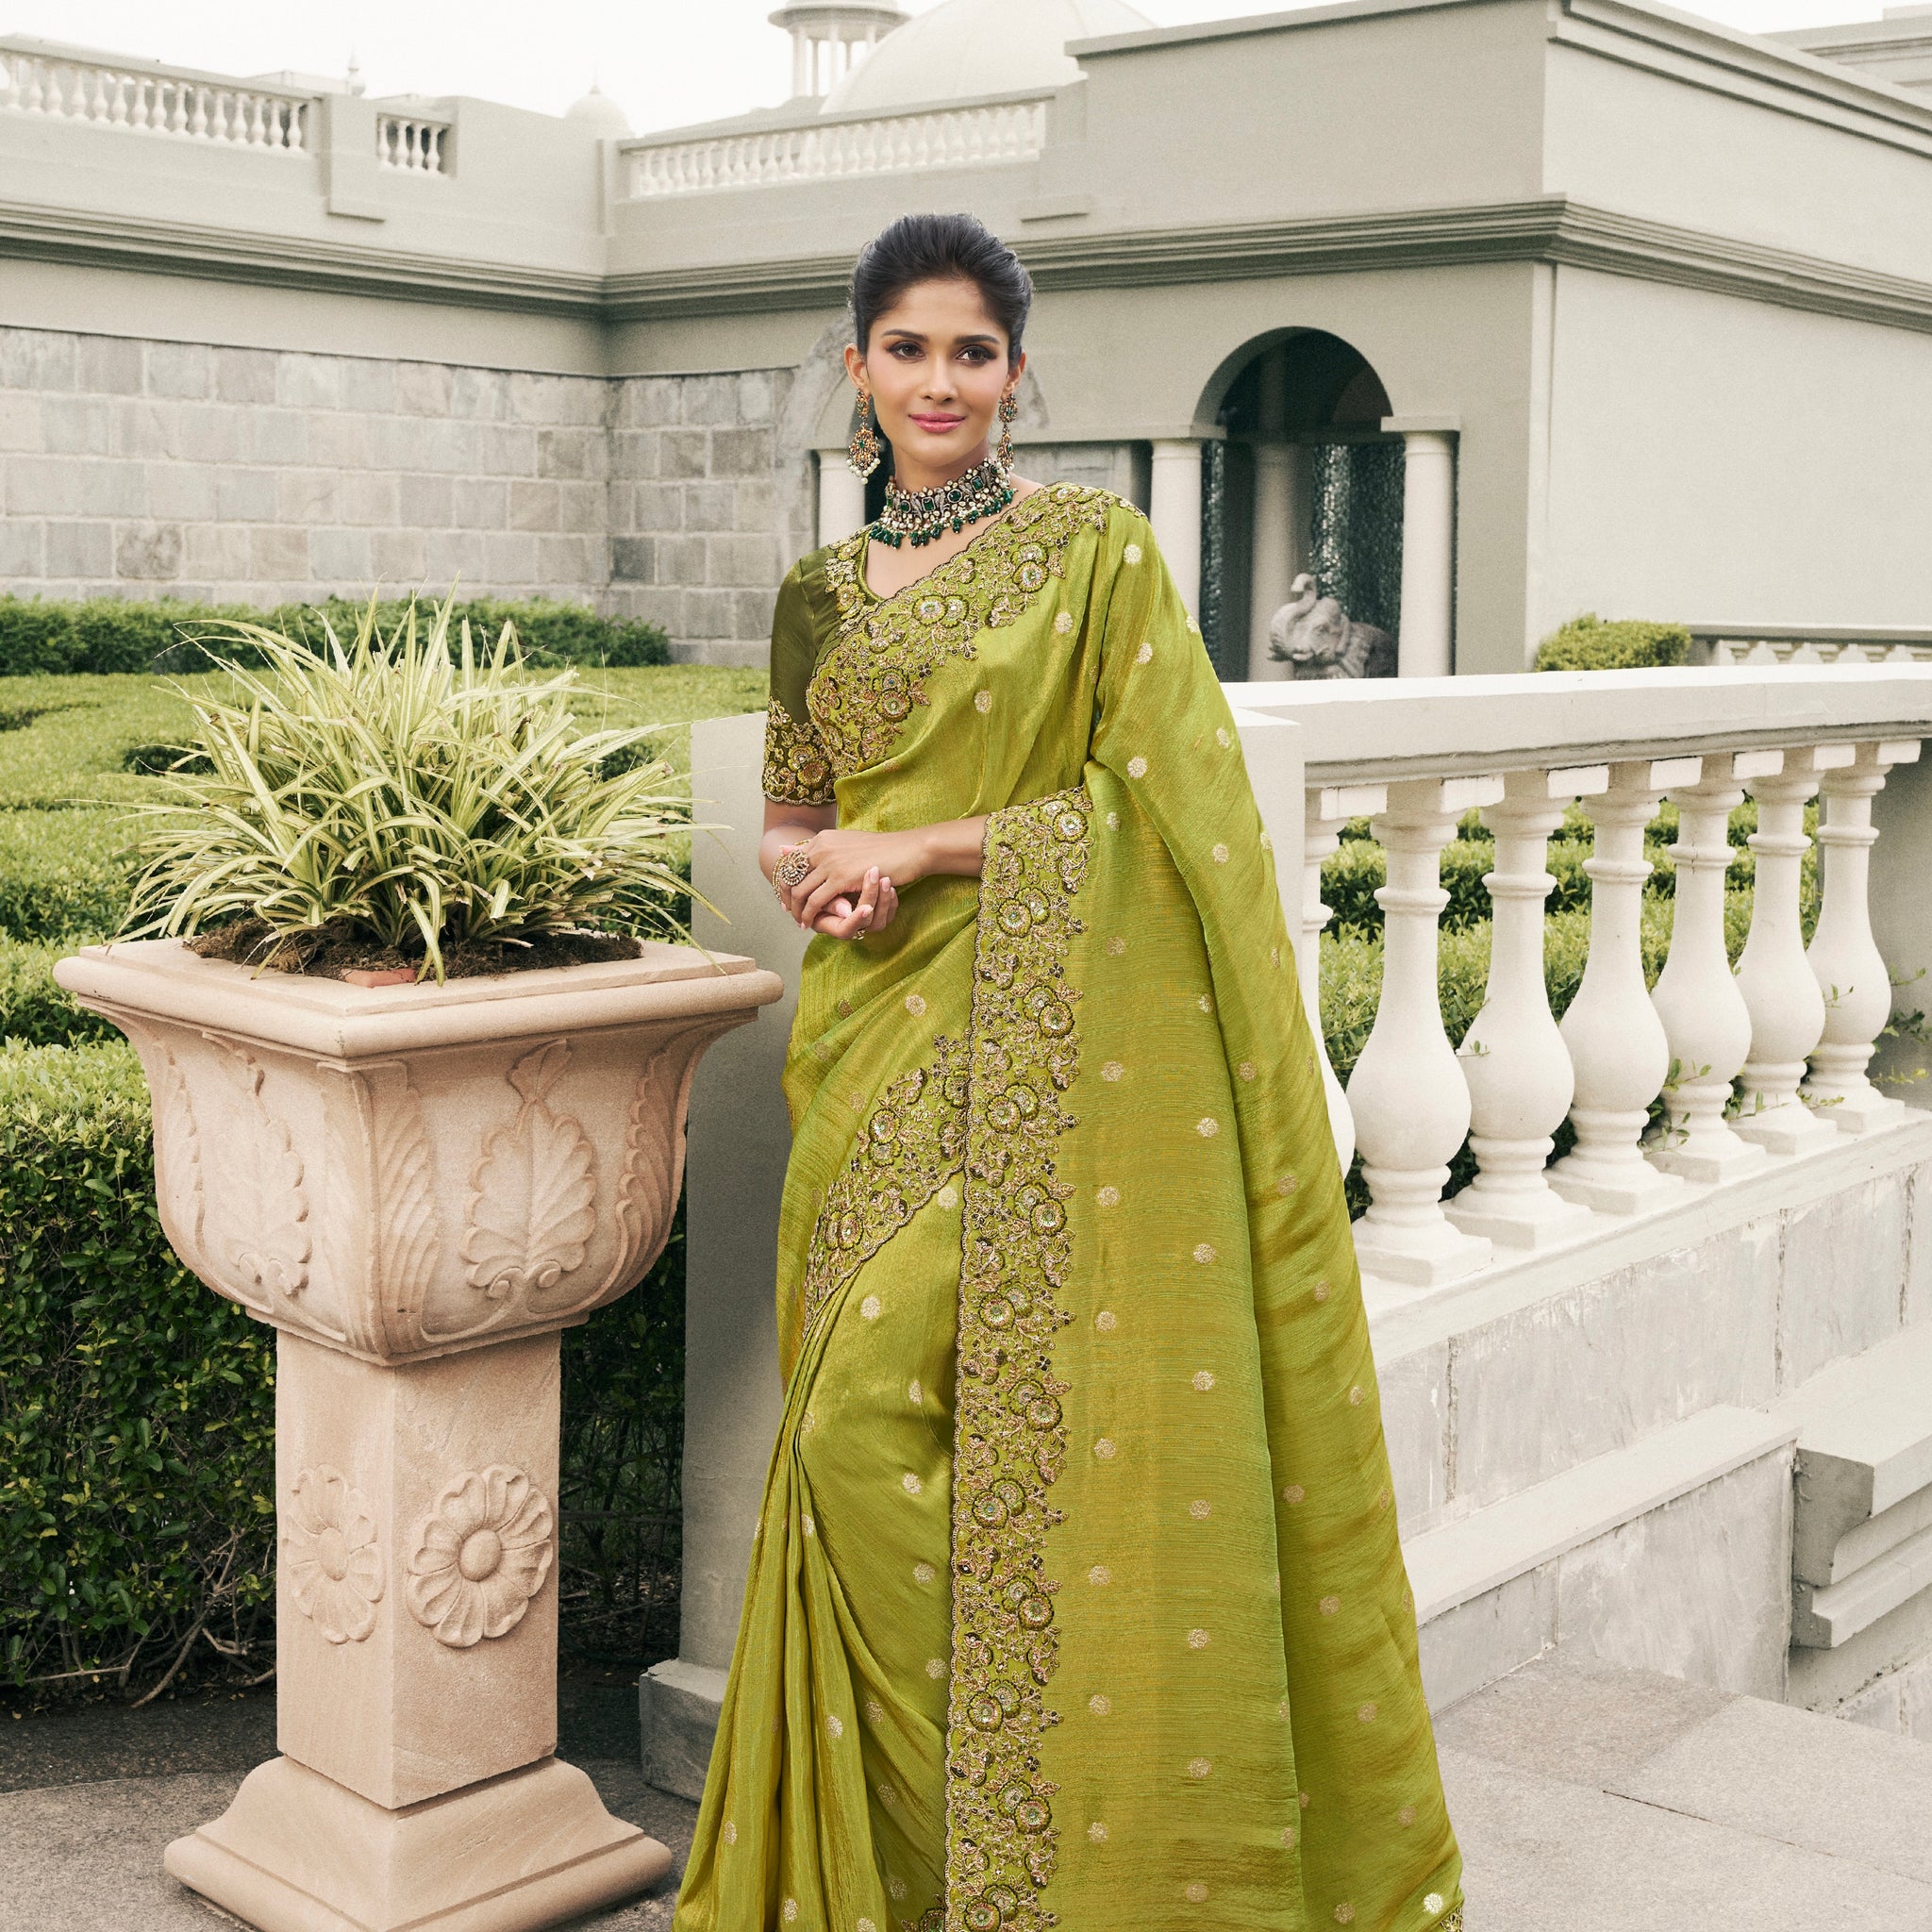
621, 93, 1050, 199
377, 110, 452, 175
0, 36, 313, 150
1224, 666, 1932, 1307
1689, 624, 1932, 666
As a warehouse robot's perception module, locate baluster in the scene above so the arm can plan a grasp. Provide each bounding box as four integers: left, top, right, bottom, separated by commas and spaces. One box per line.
1548, 758, 1700, 1212
1305, 784, 1383, 1172
1734, 745, 1857, 1153
23, 56, 45, 113
1803, 740, 1922, 1131
189, 85, 208, 137
1648, 753, 1778, 1182
1346, 774, 1503, 1287
107, 74, 128, 125
165, 81, 185, 133
0, 55, 17, 111
1446, 766, 1605, 1246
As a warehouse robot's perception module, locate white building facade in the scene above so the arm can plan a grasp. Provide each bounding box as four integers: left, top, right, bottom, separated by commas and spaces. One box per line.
4, 0, 1932, 675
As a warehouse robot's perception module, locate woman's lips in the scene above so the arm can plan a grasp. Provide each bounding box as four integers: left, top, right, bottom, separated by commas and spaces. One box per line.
908, 414, 967, 433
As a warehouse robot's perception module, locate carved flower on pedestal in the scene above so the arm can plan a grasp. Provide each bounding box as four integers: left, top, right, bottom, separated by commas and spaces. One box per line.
282, 1467, 384, 1644
406, 1464, 555, 1648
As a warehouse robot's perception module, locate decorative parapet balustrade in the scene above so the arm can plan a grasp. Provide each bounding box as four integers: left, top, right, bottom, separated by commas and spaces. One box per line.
377, 111, 451, 175
1690, 624, 1932, 667
1228, 665, 1932, 1307
621, 93, 1050, 198
0, 38, 312, 150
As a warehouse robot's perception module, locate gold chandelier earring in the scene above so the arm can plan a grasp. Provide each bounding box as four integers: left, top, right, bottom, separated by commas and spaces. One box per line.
848, 389, 883, 479
996, 387, 1018, 473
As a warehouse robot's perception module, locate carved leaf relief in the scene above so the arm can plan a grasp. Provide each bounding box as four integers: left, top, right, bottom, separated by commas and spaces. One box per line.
150, 1042, 208, 1279
405, 1464, 553, 1649
604, 1045, 678, 1297
461, 1041, 597, 1302
283, 1466, 384, 1644
221, 1047, 311, 1299
323, 1062, 441, 1357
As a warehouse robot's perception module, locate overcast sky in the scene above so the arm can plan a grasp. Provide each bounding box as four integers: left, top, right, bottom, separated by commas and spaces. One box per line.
6, 0, 1887, 135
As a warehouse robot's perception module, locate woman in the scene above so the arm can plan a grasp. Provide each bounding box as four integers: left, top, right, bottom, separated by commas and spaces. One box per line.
675, 213, 1464, 1932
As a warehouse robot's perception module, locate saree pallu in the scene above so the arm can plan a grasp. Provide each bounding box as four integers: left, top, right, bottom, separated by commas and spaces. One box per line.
674, 484, 1464, 1932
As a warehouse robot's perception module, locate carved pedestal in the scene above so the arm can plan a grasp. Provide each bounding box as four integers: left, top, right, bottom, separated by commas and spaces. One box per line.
54, 939, 783, 1932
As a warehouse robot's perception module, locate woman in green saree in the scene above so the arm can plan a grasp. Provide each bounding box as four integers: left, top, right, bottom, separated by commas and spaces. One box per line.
673, 214, 1464, 1932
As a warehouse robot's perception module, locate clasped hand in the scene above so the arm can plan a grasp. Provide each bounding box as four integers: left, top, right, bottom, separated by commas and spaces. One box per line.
776, 827, 920, 939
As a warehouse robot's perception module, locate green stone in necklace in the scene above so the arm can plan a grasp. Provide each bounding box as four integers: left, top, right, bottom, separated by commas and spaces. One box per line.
870, 456, 1015, 550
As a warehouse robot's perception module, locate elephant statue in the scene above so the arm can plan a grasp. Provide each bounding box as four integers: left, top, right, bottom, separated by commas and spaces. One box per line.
1268, 575, 1397, 680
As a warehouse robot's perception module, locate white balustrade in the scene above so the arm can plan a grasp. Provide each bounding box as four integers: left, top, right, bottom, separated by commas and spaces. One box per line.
622, 97, 1048, 198
1304, 784, 1384, 1170
1546, 758, 1700, 1213
1346, 774, 1502, 1286
1446, 766, 1605, 1247
1804, 740, 1923, 1131
377, 114, 450, 175
1734, 746, 1857, 1155
1648, 752, 1780, 1183
0, 44, 311, 149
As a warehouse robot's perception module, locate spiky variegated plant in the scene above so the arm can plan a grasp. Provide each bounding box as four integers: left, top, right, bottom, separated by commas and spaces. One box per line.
121, 596, 691, 982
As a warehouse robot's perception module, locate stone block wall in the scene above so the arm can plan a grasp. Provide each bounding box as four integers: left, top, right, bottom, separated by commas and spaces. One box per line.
0, 325, 808, 661
606, 369, 805, 668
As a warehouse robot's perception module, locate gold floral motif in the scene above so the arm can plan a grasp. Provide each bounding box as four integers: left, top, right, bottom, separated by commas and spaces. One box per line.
944, 785, 1089, 1932
760, 697, 836, 806
797, 1039, 970, 1343
810, 486, 1118, 779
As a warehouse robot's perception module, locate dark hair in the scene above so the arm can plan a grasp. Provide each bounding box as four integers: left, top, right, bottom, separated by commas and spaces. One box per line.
851, 212, 1034, 361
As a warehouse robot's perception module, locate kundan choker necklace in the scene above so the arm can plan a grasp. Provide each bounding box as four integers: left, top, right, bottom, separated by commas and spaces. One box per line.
870, 456, 1015, 550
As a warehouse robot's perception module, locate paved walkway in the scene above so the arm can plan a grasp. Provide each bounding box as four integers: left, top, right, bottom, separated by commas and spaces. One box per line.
5, 1651, 1930, 1929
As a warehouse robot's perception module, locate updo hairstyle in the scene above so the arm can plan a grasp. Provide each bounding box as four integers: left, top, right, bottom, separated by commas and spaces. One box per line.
851, 212, 1034, 362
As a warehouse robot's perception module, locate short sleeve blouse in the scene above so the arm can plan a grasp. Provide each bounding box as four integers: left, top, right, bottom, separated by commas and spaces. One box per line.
761, 550, 841, 807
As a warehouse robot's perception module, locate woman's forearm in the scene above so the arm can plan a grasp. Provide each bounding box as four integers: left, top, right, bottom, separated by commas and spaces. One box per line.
909, 815, 989, 882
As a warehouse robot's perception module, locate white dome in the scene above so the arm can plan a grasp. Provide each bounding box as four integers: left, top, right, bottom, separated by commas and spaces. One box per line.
565, 84, 631, 135
823, 0, 1153, 114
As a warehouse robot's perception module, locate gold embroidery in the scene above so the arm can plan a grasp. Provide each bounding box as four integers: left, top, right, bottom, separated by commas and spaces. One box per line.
760, 697, 836, 806
809, 486, 1118, 779
797, 1041, 969, 1344
945, 786, 1090, 1932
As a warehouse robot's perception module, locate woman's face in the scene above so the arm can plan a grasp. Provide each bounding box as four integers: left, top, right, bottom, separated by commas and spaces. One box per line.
846, 276, 1022, 479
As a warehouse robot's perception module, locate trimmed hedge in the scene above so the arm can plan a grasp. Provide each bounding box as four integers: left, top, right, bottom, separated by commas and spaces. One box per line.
1534, 613, 1691, 672
0, 594, 670, 678
0, 1042, 278, 1695
0, 1037, 690, 1695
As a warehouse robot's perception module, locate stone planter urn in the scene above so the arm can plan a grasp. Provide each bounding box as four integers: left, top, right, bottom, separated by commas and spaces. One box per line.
55, 937, 782, 1932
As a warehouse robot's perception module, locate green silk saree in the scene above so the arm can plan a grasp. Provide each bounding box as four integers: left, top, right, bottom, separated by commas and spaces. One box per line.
674, 485, 1464, 1932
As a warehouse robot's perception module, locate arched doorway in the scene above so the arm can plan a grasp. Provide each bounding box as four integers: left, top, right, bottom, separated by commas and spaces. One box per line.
1198, 330, 1416, 681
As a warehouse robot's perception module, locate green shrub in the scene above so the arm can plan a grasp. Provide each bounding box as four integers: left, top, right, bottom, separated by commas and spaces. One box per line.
0, 811, 130, 941
0, 1040, 691, 1697
1534, 613, 1690, 672
0, 594, 671, 680
0, 1041, 278, 1695
0, 942, 117, 1048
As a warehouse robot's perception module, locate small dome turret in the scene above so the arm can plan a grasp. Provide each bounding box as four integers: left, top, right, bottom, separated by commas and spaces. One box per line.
565, 84, 631, 135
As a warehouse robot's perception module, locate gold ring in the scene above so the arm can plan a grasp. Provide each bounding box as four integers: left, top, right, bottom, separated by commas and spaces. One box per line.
774, 846, 812, 891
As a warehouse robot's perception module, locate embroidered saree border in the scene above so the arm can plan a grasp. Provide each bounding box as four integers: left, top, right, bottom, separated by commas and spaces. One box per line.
797, 1039, 970, 1346
809, 485, 1115, 781
934, 785, 1091, 1932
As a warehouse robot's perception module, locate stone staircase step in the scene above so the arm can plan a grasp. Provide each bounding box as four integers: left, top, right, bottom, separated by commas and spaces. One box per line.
1439, 1649, 1932, 1930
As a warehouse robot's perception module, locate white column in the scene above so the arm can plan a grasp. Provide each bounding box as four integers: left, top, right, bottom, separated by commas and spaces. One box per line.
1804, 740, 1922, 1131
1734, 745, 1857, 1155
1148, 439, 1203, 620
1346, 774, 1502, 1288
1305, 783, 1385, 1172
1446, 765, 1605, 1248
1547, 758, 1700, 1213
815, 448, 867, 549
1384, 419, 1457, 678
1648, 753, 1778, 1183
1249, 348, 1299, 680
791, 29, 809, 97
